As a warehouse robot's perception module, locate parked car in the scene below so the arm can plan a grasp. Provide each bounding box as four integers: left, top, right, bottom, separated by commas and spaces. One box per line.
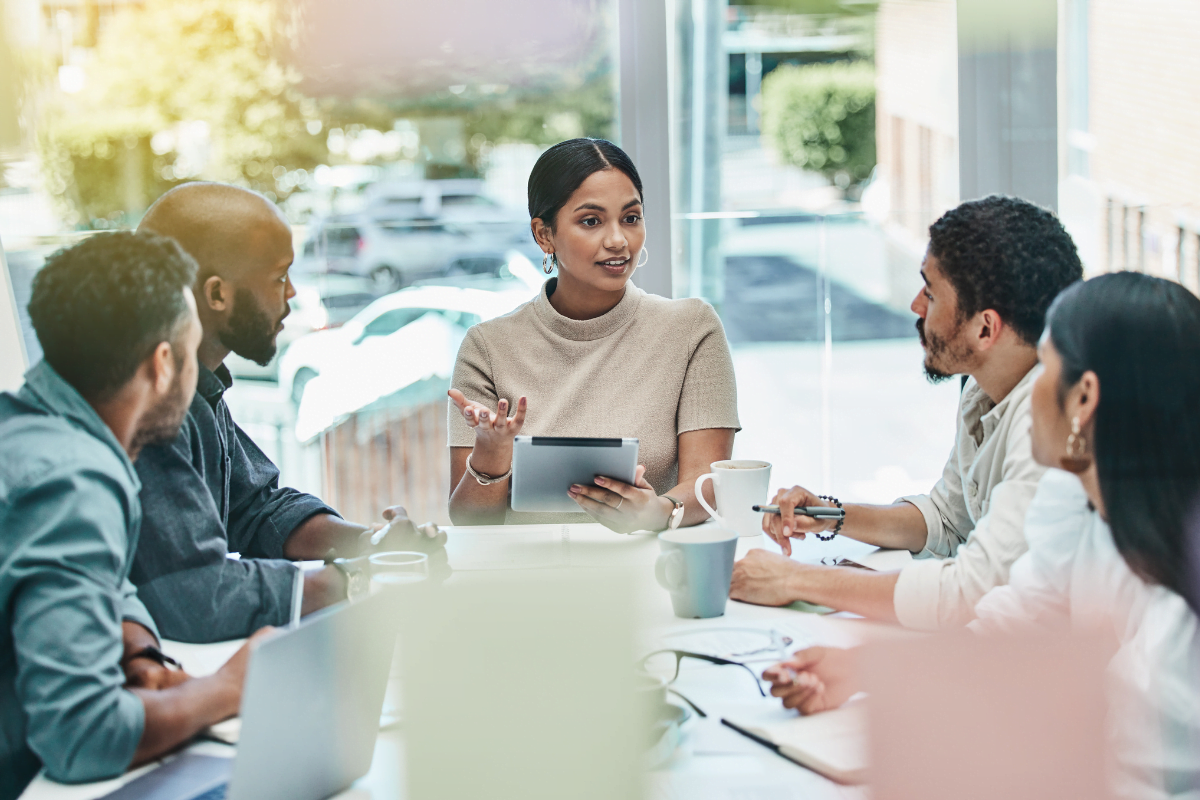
278, 284, 533, 406
299, 180, 536, 292
225, 274, 378, 381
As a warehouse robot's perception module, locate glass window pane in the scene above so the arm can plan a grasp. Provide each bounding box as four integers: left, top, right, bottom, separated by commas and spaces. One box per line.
669, 0, 960, 529
5, 0, 617, 524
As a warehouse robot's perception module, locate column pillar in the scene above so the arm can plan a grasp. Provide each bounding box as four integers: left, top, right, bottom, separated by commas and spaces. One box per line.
957, 0, 1058, 210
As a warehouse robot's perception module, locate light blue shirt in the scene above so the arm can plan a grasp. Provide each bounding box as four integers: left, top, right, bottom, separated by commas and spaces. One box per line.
0, 361, 158, 799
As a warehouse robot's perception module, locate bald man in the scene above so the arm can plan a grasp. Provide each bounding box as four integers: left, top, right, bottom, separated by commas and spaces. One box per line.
132, 183, 443, 643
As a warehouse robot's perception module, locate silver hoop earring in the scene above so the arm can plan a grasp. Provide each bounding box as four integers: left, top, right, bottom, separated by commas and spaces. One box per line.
636, 248, 649, 268
542, 253, 557, 275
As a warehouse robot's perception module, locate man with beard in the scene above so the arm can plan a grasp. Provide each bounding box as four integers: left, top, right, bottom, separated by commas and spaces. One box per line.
729, 195, 1083, 631
0, 232, 268, 799
132, 182, 442, 643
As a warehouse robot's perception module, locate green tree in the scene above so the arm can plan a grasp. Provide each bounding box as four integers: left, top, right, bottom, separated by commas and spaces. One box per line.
761, 61, 876, 188
38, 0, 325, 227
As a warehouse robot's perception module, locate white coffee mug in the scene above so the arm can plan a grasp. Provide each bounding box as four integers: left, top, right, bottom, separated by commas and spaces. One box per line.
694, 460, 772, 537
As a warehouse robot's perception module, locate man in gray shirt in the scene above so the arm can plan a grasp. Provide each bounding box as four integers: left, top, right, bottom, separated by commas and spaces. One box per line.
131, 183, 443, 643
730, 196, 1084, 629
0, 232, 264, 799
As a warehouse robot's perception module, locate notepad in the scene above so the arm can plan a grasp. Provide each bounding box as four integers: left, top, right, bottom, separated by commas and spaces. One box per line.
721, 700, 868, 785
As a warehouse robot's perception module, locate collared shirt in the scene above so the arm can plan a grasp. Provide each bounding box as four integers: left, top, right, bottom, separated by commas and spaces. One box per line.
131, 363, 335, 643
892, 367, 1044, 630
0, 362, 159, 799
971, 470, 1200, 799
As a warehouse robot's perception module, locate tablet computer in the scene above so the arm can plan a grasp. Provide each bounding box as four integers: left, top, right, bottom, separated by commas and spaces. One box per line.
510, 436, 640, 514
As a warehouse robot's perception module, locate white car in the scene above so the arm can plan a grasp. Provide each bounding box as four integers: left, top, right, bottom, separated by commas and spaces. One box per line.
278, 284, 532, 406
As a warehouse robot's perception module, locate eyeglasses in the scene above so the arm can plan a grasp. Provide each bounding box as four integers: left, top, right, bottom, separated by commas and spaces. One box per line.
639, 649, 767, 697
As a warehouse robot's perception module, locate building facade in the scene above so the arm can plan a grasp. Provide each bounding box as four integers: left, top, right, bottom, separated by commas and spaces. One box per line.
875, 0, 1200, 288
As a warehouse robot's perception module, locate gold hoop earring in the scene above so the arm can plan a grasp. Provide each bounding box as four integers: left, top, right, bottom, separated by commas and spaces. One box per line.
636, 247, 649, 268
1061, 415, 1092, 474
542, 253, 557, 275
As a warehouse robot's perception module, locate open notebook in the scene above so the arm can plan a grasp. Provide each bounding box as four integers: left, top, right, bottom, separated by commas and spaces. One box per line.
721, 700, 868, 785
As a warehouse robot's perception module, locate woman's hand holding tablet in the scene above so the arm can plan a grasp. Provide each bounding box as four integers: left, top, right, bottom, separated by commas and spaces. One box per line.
450, 388, 674, 530
569, 464, 674, 534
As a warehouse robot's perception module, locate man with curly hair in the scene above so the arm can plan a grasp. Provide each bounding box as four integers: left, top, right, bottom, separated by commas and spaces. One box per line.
0, 232, 268, 799
730, 195, 1084, 630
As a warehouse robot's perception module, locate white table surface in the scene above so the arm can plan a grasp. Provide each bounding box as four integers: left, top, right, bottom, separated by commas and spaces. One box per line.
22, 524, 914, 800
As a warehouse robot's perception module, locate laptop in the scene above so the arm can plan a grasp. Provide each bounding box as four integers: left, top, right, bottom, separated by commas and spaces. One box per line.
100, 591, 398, 800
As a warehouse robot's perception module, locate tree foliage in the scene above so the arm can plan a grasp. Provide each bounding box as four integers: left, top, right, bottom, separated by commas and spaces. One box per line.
33, 0, 616, 228
761, 61, 876, 187
38, 0, 324, 227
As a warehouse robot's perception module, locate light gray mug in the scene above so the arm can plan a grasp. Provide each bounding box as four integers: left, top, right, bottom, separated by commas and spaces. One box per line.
654, 527, 739, 619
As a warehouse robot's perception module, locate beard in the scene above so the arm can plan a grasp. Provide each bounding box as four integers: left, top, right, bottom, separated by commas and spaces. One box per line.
131, 369, 191, 452
916, 316, 974, 384
218, 286, 286, 367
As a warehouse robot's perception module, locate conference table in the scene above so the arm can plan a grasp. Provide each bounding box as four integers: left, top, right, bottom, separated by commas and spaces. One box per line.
22, 523, 914, 800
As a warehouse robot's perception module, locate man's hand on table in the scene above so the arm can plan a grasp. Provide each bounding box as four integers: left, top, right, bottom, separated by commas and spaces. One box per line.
729, 549, 811, 606
213, 627, 276, 700
363, 505, 452, 584
125, 659, 192, 690
122, 621, 191, 689
569, 465, 672, 534
364, 505, 447, 555
762, 646, 861, 715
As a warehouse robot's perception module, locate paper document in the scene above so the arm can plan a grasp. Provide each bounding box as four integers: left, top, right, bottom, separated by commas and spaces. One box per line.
851, 548, 912, 572
722, 700, 869, 785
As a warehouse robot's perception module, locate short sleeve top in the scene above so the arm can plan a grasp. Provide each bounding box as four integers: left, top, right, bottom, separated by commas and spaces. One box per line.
449, 278, 741, 523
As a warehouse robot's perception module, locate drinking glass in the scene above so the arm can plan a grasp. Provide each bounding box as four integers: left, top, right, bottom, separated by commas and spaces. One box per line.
369, 551, 429, 593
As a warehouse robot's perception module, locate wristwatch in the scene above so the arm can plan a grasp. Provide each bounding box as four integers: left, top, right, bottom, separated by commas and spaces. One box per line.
332, 557, 370, 602
663, 495, 685, 530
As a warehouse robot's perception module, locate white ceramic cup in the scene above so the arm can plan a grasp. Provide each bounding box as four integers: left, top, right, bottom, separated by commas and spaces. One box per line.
694, 459, 772, 538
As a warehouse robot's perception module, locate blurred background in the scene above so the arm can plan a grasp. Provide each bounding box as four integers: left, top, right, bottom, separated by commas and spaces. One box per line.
2, 0, 1196, 526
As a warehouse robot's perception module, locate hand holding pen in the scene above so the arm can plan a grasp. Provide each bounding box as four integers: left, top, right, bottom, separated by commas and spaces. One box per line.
757, 486, 844, 556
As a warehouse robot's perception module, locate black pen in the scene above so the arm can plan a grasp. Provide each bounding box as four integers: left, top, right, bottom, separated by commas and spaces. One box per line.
752, 505, 846, 519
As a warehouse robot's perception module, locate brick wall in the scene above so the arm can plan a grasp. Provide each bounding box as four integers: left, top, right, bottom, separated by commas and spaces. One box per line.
877, 0, 1200, 287
874, 0, 959, 302
1087, 0, 1200, 285
875, 0, 959, 241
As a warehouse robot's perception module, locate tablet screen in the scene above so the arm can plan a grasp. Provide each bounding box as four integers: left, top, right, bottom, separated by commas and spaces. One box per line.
510, 436, 639, 514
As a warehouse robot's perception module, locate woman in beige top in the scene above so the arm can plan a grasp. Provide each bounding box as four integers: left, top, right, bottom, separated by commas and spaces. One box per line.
447, 138, 740, 529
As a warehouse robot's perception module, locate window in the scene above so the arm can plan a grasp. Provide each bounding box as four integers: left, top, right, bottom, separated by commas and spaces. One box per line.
666, 0, 959, 505
318, 226, 363, 257
377, 222, 448, 236
361, 308, 434, 339
2, 0, 618, 522
440, 310, 483, 329
440, 194, 496, 207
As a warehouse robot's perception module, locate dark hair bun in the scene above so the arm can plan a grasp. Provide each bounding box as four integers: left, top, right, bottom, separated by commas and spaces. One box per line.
527, 138, 643, 238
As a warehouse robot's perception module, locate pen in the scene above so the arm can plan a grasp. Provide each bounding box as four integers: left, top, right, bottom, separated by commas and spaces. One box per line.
753, 505, 846, 519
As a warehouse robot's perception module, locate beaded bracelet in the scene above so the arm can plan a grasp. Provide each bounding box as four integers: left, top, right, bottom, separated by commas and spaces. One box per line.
815, 495, 844, 541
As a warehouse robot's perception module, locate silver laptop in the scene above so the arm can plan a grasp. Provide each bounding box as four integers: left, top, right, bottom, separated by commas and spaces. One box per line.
101, 591, 398, 800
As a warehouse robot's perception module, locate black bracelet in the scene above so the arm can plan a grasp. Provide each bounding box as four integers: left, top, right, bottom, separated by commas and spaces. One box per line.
815, 495, 844, 541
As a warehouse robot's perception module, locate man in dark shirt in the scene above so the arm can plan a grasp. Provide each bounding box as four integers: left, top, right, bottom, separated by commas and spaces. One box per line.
132, 183, 443, 643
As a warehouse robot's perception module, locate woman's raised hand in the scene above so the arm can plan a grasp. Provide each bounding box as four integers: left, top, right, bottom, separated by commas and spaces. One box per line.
448, 389, 527, 451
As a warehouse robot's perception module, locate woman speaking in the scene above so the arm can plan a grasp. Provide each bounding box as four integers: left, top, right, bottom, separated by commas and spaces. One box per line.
447, 138, 740, 529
